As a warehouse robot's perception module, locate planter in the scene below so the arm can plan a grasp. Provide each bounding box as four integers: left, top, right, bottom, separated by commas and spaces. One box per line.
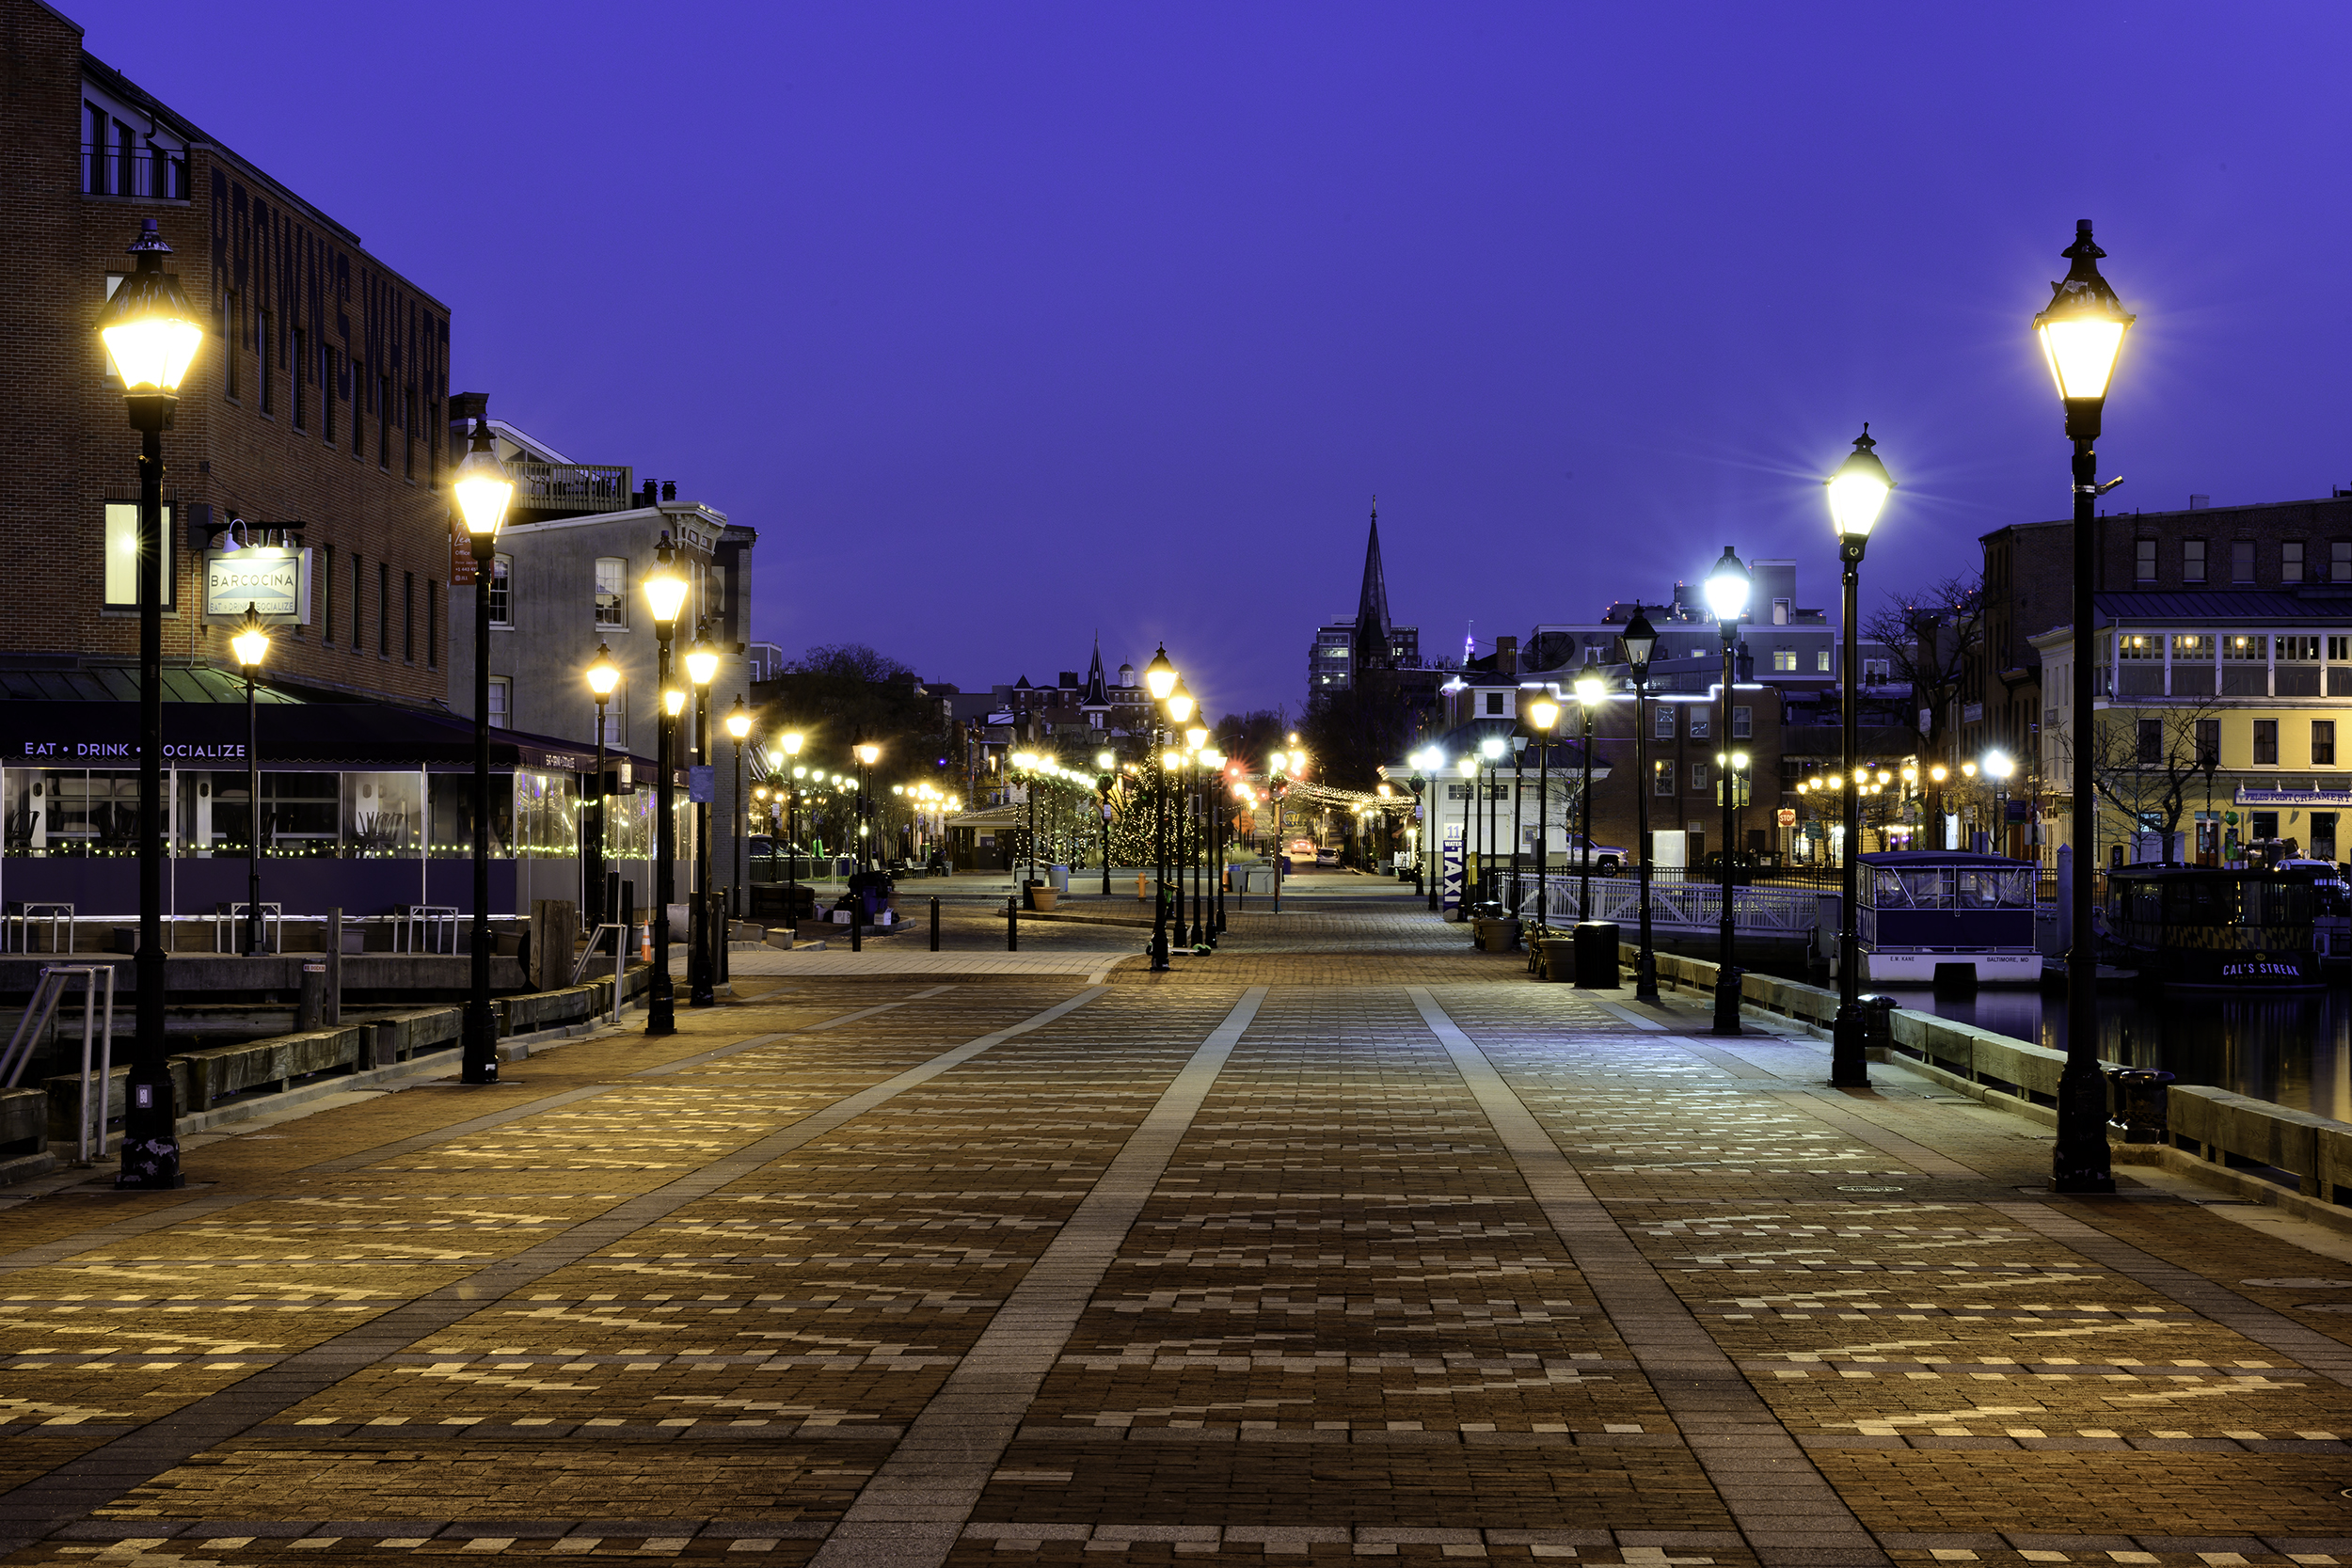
1473, 916, 1521, 954
1535, 937, 1576, 981
1029, 887, 1059, 912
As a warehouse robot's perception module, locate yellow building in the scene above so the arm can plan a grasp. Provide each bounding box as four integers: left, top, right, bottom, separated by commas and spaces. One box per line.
2033, 589, 2352, 866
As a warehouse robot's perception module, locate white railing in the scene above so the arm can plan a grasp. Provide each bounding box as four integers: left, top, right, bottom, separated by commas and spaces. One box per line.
1516, 876, 1821, 935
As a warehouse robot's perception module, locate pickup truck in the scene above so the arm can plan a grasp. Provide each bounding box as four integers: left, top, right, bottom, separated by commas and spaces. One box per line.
1552, 835, 1627, 875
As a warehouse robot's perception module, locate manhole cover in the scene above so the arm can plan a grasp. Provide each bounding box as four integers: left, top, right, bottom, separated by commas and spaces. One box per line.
1837, 1185, 1904, 1193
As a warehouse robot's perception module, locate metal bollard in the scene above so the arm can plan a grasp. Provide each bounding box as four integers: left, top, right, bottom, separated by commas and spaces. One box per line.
930, 896, 941, 952
1007, 896, 1020, 952
851, 906, 863, 953
2108, 1068, 2174, 1144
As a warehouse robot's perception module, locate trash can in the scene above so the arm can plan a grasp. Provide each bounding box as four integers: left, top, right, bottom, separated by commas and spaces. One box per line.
1856, 994, 1899, 1056
1048, 863, 1070, 893
1572, 920, 1620, 989
2108, 1068, 2173, 1144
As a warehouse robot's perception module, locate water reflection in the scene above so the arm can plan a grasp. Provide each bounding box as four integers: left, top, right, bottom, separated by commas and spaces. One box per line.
1867, 984, 2352, 1122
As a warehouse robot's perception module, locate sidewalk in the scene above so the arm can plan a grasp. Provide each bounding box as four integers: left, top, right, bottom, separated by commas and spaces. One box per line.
0, 955, 2345, 1565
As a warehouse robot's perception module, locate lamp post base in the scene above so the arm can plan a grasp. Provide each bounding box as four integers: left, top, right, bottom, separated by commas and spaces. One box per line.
1710, 966, 1743, 1036
1828, 1005, 1872, 1088
1634, 945, 1660, 1005
460, 1000, 500, 1085
645, 971, 676, 1037
2051, 1058, 2118, 1192
114, 1062, 183, 1189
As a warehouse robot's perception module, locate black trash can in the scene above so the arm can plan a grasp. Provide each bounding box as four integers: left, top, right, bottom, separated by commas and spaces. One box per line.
1856, 993, 1899, 1056
1571, 921, 1620, 988
2108, 1068, 2174, 1144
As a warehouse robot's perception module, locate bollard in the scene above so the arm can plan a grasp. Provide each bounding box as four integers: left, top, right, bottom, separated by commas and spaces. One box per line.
930, 895, 941, 952
1857, 994, 1899, 1058
296, 962, 327, 1032
851, 906, 863, 953
2108, 1068, 2173, 1144
1007, 895, 1020, 951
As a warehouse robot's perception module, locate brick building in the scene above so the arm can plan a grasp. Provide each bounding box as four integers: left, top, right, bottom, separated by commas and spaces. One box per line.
0, 0, 454, 704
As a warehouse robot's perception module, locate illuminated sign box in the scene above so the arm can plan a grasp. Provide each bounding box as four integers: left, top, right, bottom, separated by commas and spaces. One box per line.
203, 546, 311, 626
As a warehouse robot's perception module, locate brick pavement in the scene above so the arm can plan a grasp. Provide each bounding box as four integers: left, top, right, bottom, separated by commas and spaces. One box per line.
0, 932, 2348, 1566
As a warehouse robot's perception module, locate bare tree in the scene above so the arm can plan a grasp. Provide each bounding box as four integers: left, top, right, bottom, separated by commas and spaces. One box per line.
1862, 576, 1984, 747
2074, 698, 2226, 863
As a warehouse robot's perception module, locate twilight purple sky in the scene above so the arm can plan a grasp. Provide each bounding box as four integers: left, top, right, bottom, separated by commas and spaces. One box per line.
97, 2, 2352, 719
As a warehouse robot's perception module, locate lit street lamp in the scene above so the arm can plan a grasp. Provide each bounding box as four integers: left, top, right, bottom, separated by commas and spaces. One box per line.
1704, 546, 1752, 1036
96, 218, 204, 1187
726, 697, 753, 917
779, 731, 804, 921
586, 644, 621, 929
1144, 647, 1179, 969
1096, 750, 1117, 895
1827, 424, 1894, 1086
2037, 219, 2133, 1194
855, 736, 882, 871
453, 418, 516, 1083
1622, 607, 1661, 1002
641, 537, 692, 1037
685, 627, 721, 1007
1984, 749, 2017, 858
230, 605, 271, 959
1571, 667, 1610, 986
1477, 735, 1505, 915
1523, 694, 1560, 954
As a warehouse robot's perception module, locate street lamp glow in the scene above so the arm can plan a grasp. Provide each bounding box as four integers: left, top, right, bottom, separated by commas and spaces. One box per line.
1703, 546, 1751, 623
856, 740, 881, 766
1930, 764, 1948, 782
1165, 678, 1196, 726
684, 632, 719, 687
1457, 755, 1477, 778
1826, 426, 1894, 544
1095, 750, 1115, 769
452, 422, 516, 541
643, 534, 690, 626
1982, 751, 2015, 782
96, 221, 204, 393
2035, 222, 2135, 407
585, 643, 621, 698
1162, 749, 1183, 769
1526, 695, 1561, 732
1572, 669, 1606, 708
1143, 645, 1178, 702
663, 687, 686, 717
725, 696, 752, 741
230, 603, 270, 670
1184, 724, 1208, 751
1479, 736, 1505, 761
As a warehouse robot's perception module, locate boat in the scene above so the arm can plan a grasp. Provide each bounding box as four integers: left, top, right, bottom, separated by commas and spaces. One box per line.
1851, 850, 2042, 986
2104, 863, 2324, 990
2269, 858, 2352, 968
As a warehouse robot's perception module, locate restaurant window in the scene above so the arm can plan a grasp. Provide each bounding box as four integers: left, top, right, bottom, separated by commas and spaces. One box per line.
1864, 657, 1890, 682
101, 501, 176, 609
2232, 540, 2254, 583
595, 557, 626, 625
2334, 637, 2352, 662
2223, 634, 2265, 661
2284, 541, 2305, 583
488, 556, 512, 626
2135, 539, 2156, 582
4, 769, 139, 857
2172, 633, 2211, 660
2316, 721, 2337, 768
343, 772, 421, 857
2253, 719, 2279, 766
2184, 539, 2206, 583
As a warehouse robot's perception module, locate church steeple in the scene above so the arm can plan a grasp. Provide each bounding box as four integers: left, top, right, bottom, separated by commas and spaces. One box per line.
1354, 498, 1393, 671
1083, 632, 1109, 706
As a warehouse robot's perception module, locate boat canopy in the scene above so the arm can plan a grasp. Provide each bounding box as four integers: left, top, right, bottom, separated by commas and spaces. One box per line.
1855, 851, 2036, 911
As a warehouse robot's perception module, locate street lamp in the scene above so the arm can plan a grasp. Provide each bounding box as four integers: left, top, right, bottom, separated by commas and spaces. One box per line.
1983, 749, 2016, 859
584, 644, 621, 929
726, 697, 752, 918
1827, 424, 1894, 1086
1703, 546, 1752, 1036
780, 731, 804, 922
641, 535, 691, 1037
2036, 219, 2132, 1193
1571, 668, 1609, 985
97, 219, 204, 1187
1621, 607, 1661, 1002
453, 417, 516, 1083
855, 736, 882, 873
684, 628, 721, 1007
1525, 696, 1561, 940
1477, 734, 1506, 916
1412, 745, 1445, 910
230, 605, 270, 960
1095, 750, 1117, 895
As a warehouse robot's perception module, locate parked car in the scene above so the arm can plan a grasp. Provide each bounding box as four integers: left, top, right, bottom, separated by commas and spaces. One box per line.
1555, 834, 1627, 874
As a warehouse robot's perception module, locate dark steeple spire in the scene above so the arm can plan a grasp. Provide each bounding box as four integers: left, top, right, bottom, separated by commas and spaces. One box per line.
1354, 497, 1392, 671
1083, 632, 1109, 706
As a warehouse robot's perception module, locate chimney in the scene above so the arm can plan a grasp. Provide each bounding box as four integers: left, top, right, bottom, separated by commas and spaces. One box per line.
2189, 494, 2210, 510
662, 480, 677, 501
640, 480, 659, 506
1496, 635, 1518, 677
449, 390, 488, 433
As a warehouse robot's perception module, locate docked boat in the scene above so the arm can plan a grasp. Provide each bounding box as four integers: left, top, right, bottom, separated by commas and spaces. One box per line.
2270, 858, 2352, 968
2104, 864, 2324, 990
1851, 850, 2042, 986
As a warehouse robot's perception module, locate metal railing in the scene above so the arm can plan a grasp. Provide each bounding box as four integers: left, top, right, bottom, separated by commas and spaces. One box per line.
1515, 876, 1822, 935
511, 462, 635, 515
82, 144, 190, 201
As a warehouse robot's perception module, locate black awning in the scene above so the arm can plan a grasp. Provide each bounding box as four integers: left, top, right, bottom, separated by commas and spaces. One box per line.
3, 699, 655, 774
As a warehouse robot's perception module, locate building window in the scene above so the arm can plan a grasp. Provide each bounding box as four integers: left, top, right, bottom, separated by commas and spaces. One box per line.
2196, 719, 2220, 764
403, 573, 415, 662
595, 557, 627, 625
1772, 647, 1796, 672
2337, 542, 2352, 583
426, 580, 437, 669
377, 562, 390, 657
377, 375, 392, 468
351, 359, 366, 455
1654, 705, 1676, 738
101, 501, 176, 609
1484, 691, 1502, 715
404, 387, 417, 479
1691, 763, 1709, 792
1864, 657, 1890, 682
2223, 634, 2265, 662
1688, 708, 1709, 738
601, 689, 626, 747
2137, 718, 2163, 766
2184, 539, 2206, 582
2333, 637, 2351, 663
2232, 540, 2254, 583
2285, 541, 2305, 583
2280, 635, 2321, 661
1772, 597, 1790, 626
350, 553, 364, 654
319, 545, 334, 644
2173, 633, 2210, 661
291, 328, 308, 429
1654, 759, 1674, 796
257, 310, 274, 415
487, 677, 511, 730
2316, 720, 2337, 768
488, 556, 512, 626
222, 292, 241, 401
2118, 633, 2157, 659
2253, 718, 2279, 766
1732, 705, 1752, 739
322, 347, 338, 445
1816, 648, 1831, 673
2136, 539, 2156, 582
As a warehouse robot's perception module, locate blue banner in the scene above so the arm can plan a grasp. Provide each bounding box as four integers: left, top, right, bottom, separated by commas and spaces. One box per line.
1440, 825, 1465, 912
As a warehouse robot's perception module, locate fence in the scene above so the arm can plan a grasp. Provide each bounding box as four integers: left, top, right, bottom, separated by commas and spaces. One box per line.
1517, 876, 1823, 936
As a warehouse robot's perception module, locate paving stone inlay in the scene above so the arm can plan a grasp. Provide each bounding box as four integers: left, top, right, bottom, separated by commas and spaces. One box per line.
0, 927, 2345, 1566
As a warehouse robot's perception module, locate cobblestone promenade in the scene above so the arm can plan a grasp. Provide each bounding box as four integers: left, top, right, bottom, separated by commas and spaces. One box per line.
3, 895, 2351, 1566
